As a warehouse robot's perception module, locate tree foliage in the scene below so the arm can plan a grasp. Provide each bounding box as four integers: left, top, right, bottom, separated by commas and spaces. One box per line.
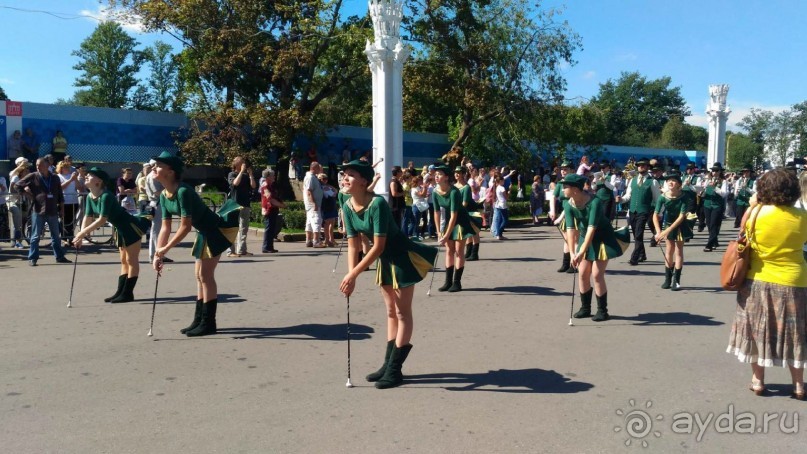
0, 85, 7, 100
72, 21, 142, 108
111, 0, 372, 167
726, 132, 762, 170
404, 0, 581, 163
737, 106, 802, 168
140, 40, 183, 112
590, 71, 690, 146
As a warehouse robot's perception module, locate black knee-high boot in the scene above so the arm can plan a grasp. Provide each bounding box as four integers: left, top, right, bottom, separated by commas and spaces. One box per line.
557, 253, 570, 273
465, 243, 473, 259
448, 267, 464, 292
592, 293, 609, 322
469, 243, 480, 261
366, 339, 395, 382
671, 268, 682, 291
438, 266, 454, 292
574, 288, 593, 318
104, 274, 127, 302
661, 267, 672, 289
375, 344, 412, 389
109, 276, 138, 303
180, 299, 204, 334
186, 299, 217, 336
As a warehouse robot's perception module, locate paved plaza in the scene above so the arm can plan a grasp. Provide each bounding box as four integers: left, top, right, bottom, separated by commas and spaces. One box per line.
1, 223, 804, 453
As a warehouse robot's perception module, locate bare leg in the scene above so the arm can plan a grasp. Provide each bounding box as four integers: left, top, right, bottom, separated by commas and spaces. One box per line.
124, 242, 141, 277
119, 248, 128, 276
198, 256, 221, 301
380, 285, 399, 342
592, 259, 609, 295
445, 240, 457, 268
194, 260, 203, 300
380, 285, 415, 347
789, 365, 804, 394
673, 241, 684, 268
454, 238, 467, 269
578, 259, 593, 294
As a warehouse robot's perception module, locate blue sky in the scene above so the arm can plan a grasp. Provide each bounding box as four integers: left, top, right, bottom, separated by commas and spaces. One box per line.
1, 0, 805, 131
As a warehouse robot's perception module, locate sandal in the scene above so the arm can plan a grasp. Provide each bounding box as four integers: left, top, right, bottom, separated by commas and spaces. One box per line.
226, 252, 240, 258
749, 380, 766, 396
792, 384, 805, 400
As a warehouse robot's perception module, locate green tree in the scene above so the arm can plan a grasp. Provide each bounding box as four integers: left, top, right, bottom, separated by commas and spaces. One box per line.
726, 133, 762, 170
766, 110, 797, 167
112, 0, 371, 168
791, 101, 807, 158
405, 0, 581, 163
141, 40, 182, 112
590, 71, 690, 146
0, 85, 7, 100
659, 116, 692, 150
72, 21, 142, 108
736, 107, 773, 147
686, 124, 708, 151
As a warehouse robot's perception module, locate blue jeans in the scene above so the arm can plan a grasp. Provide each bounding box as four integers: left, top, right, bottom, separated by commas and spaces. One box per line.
29, 212, 66, 261
492, 208, 506, 237
411, 205, 426, 237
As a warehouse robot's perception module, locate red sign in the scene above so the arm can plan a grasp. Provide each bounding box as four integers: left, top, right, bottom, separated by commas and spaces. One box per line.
6, 101, 22, 116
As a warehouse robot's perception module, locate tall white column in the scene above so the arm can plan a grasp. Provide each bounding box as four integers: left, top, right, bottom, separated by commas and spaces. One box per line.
706, 84, 730, 168
365, 0, 408, 199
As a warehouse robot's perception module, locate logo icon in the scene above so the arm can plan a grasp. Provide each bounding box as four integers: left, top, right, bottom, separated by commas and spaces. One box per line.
615, 399, 663, 447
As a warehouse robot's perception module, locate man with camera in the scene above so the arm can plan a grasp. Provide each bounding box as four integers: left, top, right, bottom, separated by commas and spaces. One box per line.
227, 156, 257, 257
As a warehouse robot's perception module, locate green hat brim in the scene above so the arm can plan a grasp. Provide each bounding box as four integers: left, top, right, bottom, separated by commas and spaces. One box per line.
87, 167, 111, 183
152, 153, 184, 177
340, 160, 375, 182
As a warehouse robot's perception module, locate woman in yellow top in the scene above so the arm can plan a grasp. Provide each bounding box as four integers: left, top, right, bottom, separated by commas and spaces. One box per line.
727, 169, 807, 399
52, 130, 68, 163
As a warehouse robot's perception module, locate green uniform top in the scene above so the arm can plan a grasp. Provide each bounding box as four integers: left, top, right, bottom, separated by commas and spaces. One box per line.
682, 173, 700, 192
343, 195, 437, 288
85, 190, 149, 247
702, 180, 726, 210
553, 181, 568, 203
161, 184, 219, 229
628, 174, 655, 214
563, 196, 626, 261
594, 174, 614, 203
431, 185, 477, 240
457, 183, 479, 212
86, 191, 133, 227
337, 190, 351, 208
654, 191, 696, 223
735, 178, 755, 207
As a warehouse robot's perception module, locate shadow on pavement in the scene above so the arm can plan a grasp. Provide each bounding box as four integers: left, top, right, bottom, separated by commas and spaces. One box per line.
216, 323, 374, 340
469, 285, 568, 296
609, 311, 724, 326
405, 368, 594, 393
484, 257, 551, 263
147, 293, 247, 304
608, 269, 665, 276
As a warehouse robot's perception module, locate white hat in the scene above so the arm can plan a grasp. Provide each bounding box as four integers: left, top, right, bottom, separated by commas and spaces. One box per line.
148, 159, 157, 166
14, 157, 28, 166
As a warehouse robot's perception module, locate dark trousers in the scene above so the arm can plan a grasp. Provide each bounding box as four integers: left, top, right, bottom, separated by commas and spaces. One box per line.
734, 205, 748, 228
61, 203, 78, 240
262, 211, 279, 251
427, 204, 436, 236
696, 197, 706, 231
629, 211, 649, 262
704, 206, 724, 248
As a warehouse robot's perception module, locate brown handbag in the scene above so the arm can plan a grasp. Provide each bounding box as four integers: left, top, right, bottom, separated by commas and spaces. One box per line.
720, 205, 760, 291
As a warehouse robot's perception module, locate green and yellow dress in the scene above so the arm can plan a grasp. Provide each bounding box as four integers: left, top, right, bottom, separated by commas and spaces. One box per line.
553, 182, 569, 230
431, 186, 480, 240
457, 183, 483, 230
654, 191, 697, 241
343, 195, 437, 289
160, 184, 241, 259
85, 191, 150, 247
563, 196, 630, 261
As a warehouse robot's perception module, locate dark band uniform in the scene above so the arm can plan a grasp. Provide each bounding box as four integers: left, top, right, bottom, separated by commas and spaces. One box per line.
343, 195, 437, 289
85, 191, 150, 247
160, 184, 241, 259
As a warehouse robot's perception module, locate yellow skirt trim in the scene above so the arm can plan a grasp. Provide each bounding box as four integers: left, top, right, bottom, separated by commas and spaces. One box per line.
598, 243, 609, 261
408, 250, 435, 279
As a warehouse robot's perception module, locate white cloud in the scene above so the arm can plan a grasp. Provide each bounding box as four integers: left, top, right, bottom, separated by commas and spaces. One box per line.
80, 6, 146, 34
0, 78, 14, 85
687, 100, 792, 132
582, 70, 596, 80
614, 52, 638, 62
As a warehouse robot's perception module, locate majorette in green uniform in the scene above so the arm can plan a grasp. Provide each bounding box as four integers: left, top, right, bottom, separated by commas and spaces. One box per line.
338, 159, 437, 389
454, 166, 482, 261
550, 160, 574, 273
593, 161, 616, 222
432, 165, 480, 293
562, 174, 630, 322
652, 171, 697, 290
152, 151, 242, 337
733, 164, 756, 228
73, 166, 152, 303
